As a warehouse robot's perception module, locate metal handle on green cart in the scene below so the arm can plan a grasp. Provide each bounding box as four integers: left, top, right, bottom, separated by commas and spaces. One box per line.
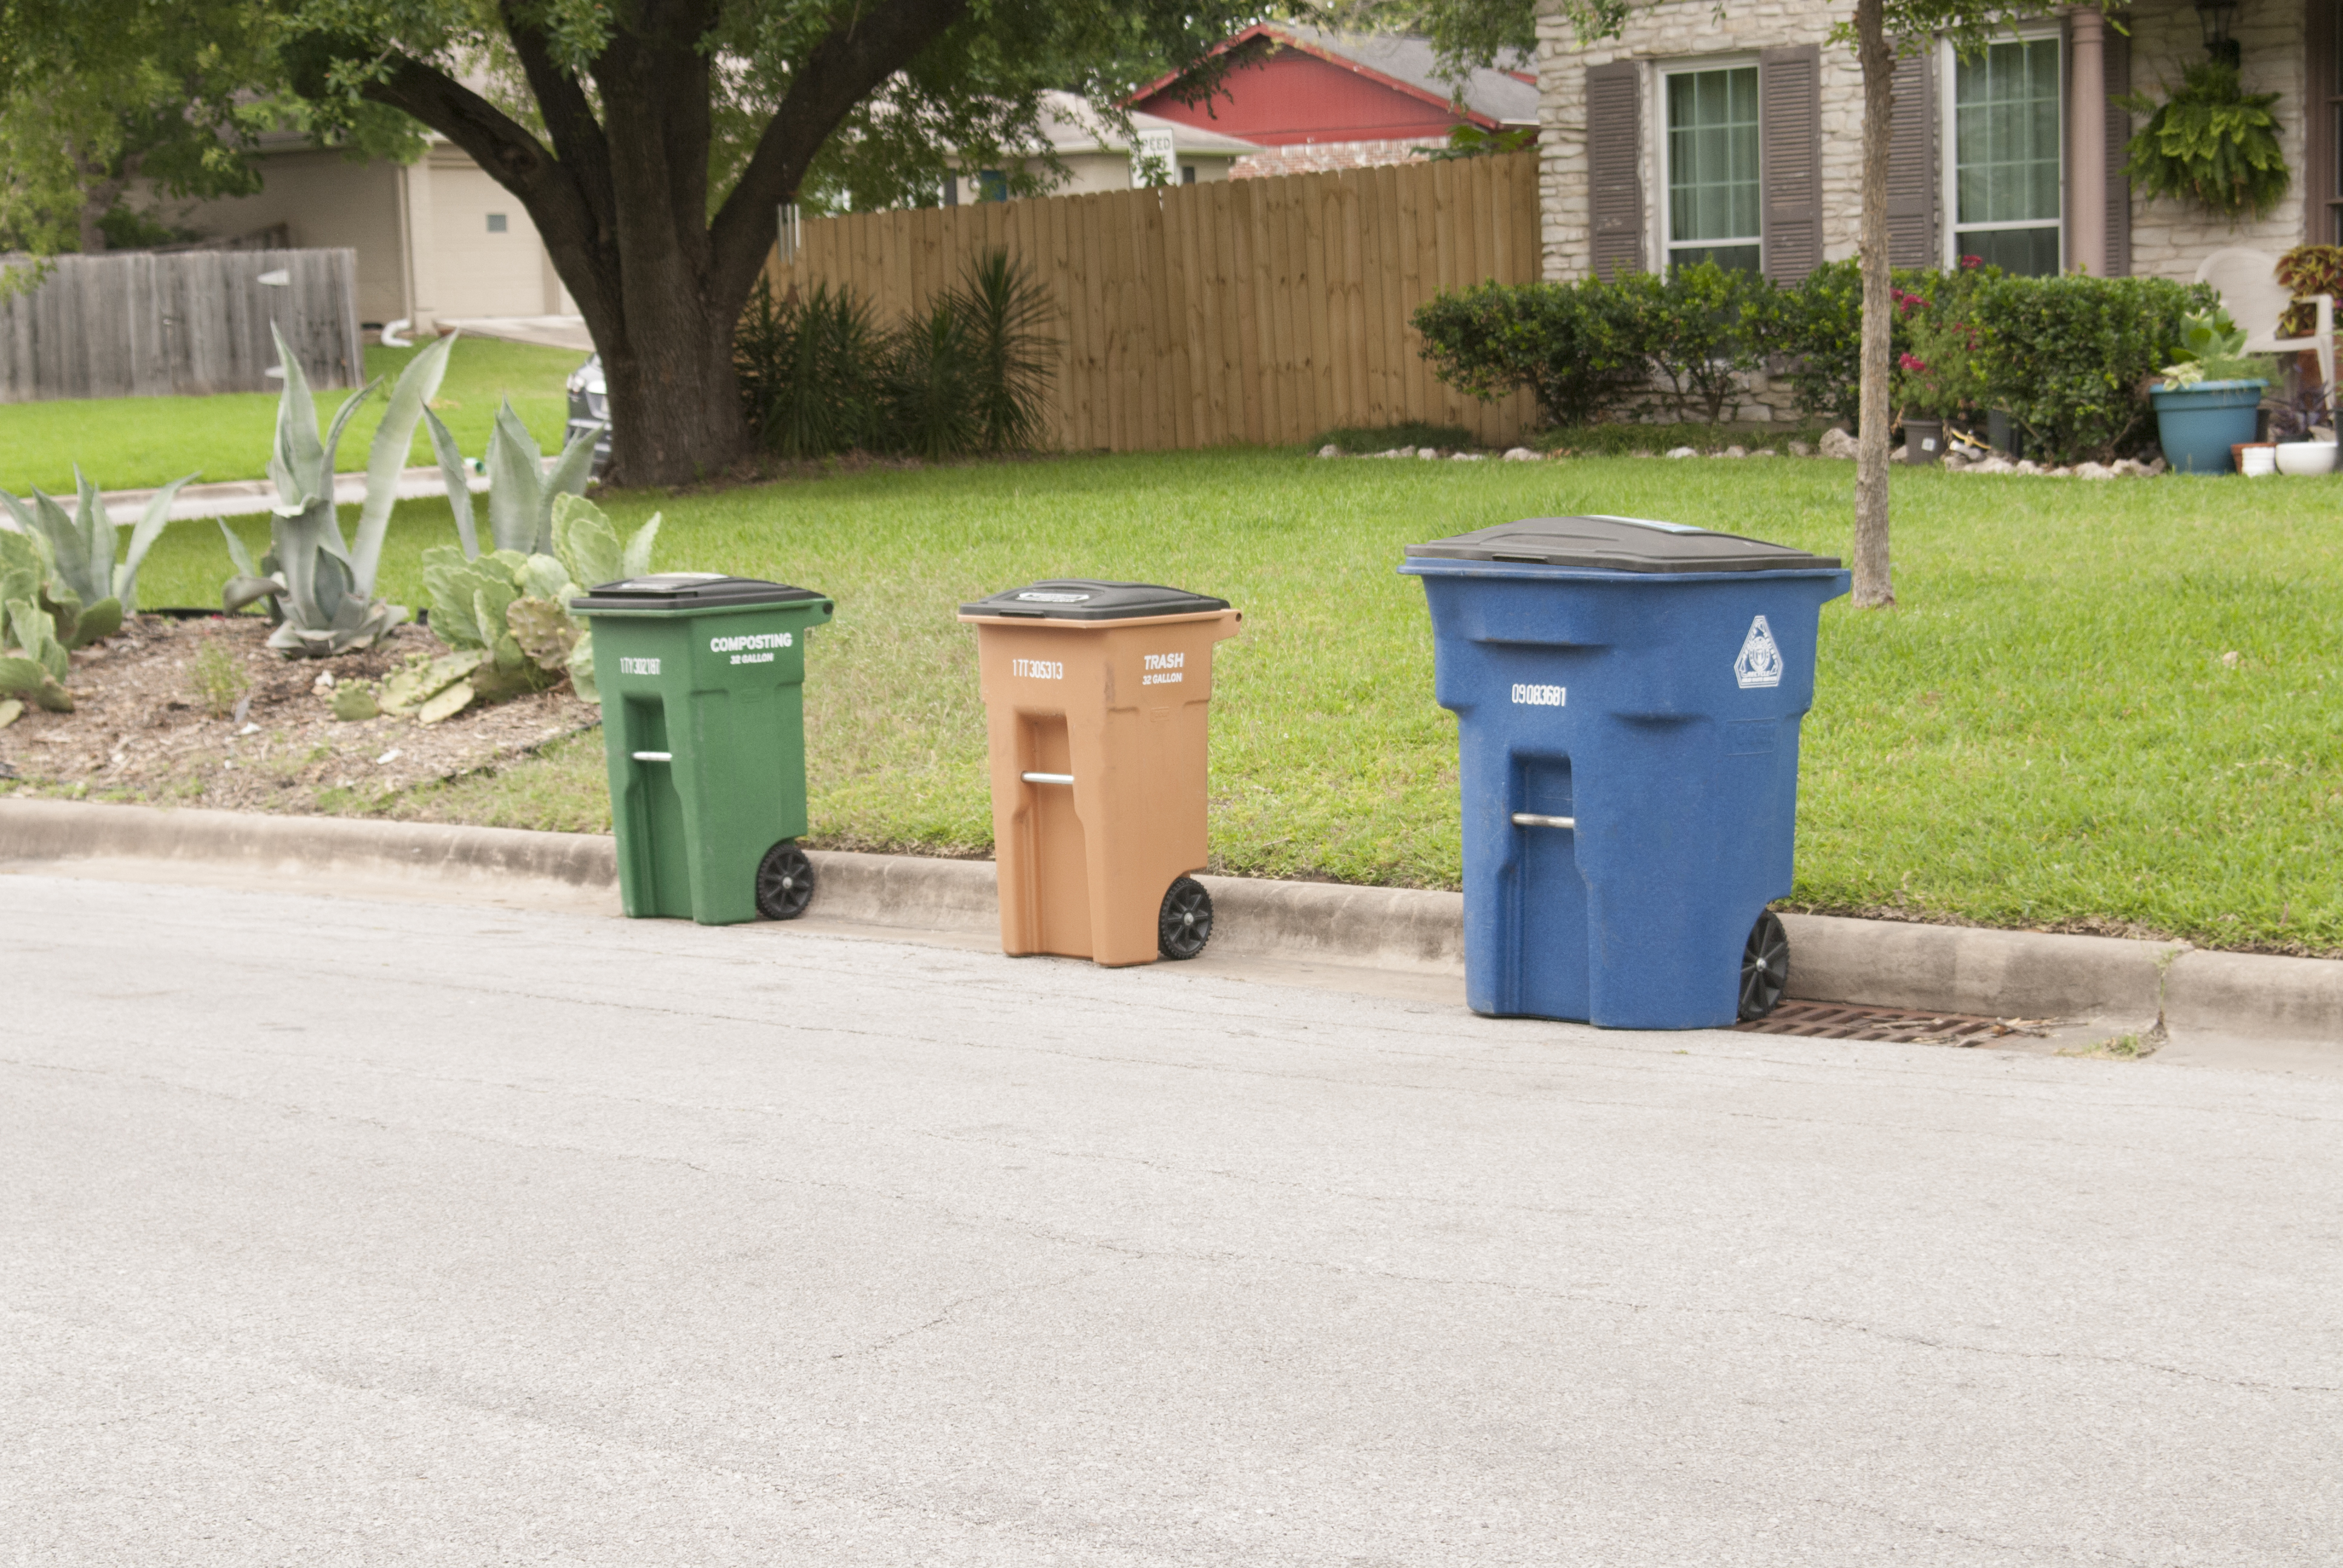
1511, 812, 1575, 829
1022, 771, 1075, 785
633, 751, 673, 762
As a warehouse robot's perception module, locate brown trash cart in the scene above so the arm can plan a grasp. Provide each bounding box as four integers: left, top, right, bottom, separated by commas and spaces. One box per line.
958, 580, 1243, 967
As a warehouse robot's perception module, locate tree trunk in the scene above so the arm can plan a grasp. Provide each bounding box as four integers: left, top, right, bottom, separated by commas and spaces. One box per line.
346, 0, 969, 489
1851, 0, 1896, 609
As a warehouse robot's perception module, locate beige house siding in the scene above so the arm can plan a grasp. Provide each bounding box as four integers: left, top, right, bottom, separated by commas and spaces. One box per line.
1537, 0, 2313, 286
987, 148, 1245, 198
159, 138, 574, 328
158, 149, 410, 324
417, 146, 575, 319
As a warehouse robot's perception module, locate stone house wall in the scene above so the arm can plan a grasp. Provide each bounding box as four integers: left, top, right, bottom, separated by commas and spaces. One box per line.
1534, 0, 2317, 289
2120, 2, 2309, 279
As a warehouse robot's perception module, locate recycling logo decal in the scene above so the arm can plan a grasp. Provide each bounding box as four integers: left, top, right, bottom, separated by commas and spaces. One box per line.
1733, 615, 1784, 690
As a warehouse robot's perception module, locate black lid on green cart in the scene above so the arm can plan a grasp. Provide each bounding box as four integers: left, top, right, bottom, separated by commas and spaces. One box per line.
569, 573, 828, 612
1405, 516, 1840, 573
958, 579, 1231, 621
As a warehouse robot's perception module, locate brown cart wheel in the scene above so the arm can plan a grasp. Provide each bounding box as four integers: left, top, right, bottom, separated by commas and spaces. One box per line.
1738, 910, 1790, 1021
1158, 876, 1213, 960
755, 842, 817, 920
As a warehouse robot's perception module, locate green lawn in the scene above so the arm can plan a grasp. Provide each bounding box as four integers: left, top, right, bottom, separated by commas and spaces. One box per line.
0, 336, 583, 496
119, 450, 2343, 954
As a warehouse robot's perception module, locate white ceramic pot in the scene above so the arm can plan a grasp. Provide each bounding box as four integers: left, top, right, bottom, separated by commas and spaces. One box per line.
2274, 440, 2341, 476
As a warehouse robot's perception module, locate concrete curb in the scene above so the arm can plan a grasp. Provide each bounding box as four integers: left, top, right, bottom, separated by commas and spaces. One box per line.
4, 798, 2336, 1053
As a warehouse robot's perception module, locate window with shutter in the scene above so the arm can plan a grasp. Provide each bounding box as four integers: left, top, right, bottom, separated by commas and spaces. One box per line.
1886, 50, 1936, 268
1665, 63, 1762, 272
1950, 35, 2064, 275
1586, 61, 1645, 279
2313, 0, 2342, 243
1759, 45, 1822, 284
2103, 25, 2131, 275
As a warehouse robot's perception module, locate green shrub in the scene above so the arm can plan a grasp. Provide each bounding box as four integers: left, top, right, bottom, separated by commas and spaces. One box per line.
1970, 274, 2210, 463
1312, 422, 1474, 453
1892, 262, 1997, 421
1770, 258, 1973, 433
1770, 258, 1866, 430
1612, 260, 1774, 425
1411, 278, 1644, 427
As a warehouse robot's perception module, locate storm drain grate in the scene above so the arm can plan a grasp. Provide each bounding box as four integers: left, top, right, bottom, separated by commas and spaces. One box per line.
1737, 999, 2045, 1045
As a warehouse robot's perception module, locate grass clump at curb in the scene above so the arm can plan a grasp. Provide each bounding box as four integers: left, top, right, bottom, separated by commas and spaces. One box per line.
342, 732, 616, 835
0, 336, 581, 494
128, 446, 2343, 955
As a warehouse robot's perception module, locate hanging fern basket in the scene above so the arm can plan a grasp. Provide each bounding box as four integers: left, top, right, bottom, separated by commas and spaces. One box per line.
2118, 62, 2290, 221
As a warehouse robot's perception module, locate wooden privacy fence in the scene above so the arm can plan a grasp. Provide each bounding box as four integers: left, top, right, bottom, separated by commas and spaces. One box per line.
766, 151, 1542, 450
0, 247, 362, 403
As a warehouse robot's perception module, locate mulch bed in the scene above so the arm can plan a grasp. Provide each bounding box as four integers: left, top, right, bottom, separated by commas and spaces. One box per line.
0, 615, 597, 810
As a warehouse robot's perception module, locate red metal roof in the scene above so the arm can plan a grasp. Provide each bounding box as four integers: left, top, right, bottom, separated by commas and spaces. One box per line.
1129, 25, 1502, 146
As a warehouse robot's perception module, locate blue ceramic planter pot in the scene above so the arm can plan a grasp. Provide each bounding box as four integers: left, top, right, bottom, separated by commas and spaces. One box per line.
2151, 381, 2267, 474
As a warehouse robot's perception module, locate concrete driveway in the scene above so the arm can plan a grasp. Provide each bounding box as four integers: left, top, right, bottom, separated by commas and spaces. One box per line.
3, 872, 2337, 1565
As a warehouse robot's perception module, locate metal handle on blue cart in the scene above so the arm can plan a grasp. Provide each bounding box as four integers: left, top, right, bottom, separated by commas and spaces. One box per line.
1511, 812, 1575, 829
1022, 771, 1075, 785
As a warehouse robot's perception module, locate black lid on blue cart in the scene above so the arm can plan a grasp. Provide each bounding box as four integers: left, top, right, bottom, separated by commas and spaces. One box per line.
959, 579, 1231, 621
569, 573, 827, 612
1406, 515, 1841, 573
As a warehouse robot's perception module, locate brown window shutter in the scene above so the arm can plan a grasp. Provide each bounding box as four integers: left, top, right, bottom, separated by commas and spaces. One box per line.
1759, 45, 1823, 284
2103, 25, 2131, 275
1886, 49, 1936, 268
1586, 61, 1644, 279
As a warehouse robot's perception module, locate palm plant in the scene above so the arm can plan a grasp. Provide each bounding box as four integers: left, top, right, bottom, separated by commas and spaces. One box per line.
950, 249, 1057, 454
736, 278, 890, 459
221, 324, 457, 656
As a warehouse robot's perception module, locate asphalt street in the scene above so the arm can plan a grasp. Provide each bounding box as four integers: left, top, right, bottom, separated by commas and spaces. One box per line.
4, 871, 2338, 1566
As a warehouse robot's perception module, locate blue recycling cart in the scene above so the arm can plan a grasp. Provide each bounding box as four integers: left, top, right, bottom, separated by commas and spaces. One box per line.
1400, 516, 1849, 1030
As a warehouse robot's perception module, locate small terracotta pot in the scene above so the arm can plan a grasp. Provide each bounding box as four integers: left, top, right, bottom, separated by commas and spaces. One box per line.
2232, 442, 2278, 477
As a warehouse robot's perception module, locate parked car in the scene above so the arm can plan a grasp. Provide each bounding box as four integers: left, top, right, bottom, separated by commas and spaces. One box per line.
566, 354, 612, 478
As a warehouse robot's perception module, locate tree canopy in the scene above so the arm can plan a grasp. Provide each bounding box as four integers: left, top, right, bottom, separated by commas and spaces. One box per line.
0, 0, 418, 263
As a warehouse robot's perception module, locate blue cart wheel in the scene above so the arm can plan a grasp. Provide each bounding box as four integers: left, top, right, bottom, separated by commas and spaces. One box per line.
1739, 910, 1790, 1021
1158, 877, 1213, 960
755, 842, 816, 920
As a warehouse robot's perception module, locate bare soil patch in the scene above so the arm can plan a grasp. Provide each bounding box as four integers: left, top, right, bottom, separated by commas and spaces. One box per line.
0, 615, 597, 812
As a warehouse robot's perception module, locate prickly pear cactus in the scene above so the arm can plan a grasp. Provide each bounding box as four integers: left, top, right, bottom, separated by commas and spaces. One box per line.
5, 598, 69, 682
379, 648, 488, 715
506, 596, 578, 673
417, 681, 476, 725
330, 682, 381, 722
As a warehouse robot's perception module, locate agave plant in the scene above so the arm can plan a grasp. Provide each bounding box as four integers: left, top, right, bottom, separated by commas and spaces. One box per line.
425, 397, 600, 558
413, 491, 657, 716
0, 468, 196, 647
220, 324, 457, 657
